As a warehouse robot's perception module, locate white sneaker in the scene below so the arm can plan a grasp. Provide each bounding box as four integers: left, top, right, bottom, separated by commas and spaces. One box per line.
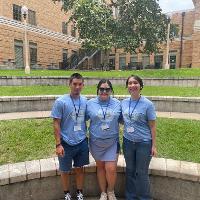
99, 192, 107, 200
64, 193, 72, 200
77, 191, 84, 200
107, 191, 117, 200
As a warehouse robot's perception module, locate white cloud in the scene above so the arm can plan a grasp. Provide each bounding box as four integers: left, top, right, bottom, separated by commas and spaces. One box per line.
158, 0, 194, 13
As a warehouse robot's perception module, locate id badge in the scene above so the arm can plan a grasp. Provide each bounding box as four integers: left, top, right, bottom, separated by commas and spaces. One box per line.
101, 123, 110, 131
127, 127, 134, 133
74, 125, 82, 131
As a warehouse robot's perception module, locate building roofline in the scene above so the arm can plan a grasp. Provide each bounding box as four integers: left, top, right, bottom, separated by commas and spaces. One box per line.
164, 8, 195, 15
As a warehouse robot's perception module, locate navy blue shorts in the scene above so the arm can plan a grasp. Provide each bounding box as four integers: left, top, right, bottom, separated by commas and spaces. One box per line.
58, 138, 89, 172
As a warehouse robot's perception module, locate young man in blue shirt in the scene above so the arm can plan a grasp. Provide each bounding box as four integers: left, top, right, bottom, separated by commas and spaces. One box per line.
51, 73, 89, 200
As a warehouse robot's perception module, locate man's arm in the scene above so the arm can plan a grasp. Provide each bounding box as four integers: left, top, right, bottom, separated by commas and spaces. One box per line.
53, 118, 64, 157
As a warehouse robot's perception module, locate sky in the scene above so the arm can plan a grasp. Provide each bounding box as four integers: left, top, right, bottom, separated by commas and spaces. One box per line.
158, 0, 194, 13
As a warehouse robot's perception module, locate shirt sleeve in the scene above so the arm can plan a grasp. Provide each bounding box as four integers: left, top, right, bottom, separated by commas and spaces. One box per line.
146, 103, 156, 121
51, 100, 63, 119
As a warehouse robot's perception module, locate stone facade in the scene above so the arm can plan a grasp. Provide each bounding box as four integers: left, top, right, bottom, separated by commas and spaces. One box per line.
0, 0, 200, 69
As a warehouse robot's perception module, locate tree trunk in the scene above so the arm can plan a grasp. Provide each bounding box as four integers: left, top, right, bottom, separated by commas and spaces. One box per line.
101, 49, 110, 70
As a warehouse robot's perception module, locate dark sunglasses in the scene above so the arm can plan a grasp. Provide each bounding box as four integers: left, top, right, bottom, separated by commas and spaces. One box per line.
99, 87, 111, 93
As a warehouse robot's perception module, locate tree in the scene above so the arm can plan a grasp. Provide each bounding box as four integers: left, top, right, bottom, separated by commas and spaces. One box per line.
53, 0, 178, 67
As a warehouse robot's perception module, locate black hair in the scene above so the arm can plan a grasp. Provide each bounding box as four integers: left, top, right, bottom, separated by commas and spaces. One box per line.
126, 75, 144, 90
69, 73, 84, 84
97, 79, 114, 95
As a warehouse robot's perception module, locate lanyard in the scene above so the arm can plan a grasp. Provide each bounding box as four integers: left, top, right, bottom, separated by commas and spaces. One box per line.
70, 96, 81, 121
129, 96, 141, 120
99, 99, 110, 120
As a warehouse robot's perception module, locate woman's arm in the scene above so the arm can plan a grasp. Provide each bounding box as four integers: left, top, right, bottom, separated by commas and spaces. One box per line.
148, 120, 157, 157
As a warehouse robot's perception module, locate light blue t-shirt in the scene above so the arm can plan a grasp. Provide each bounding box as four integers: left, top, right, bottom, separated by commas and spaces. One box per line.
51, 94, 87, 145
121, 96, 156, 142
86, 97, 121, 139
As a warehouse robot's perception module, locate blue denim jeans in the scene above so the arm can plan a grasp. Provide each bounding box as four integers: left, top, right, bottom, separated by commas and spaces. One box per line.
123, 137, 152, 200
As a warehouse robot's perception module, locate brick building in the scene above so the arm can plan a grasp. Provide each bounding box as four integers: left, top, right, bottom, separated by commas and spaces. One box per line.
0, 0, 199, 70
0, 0, 83, 70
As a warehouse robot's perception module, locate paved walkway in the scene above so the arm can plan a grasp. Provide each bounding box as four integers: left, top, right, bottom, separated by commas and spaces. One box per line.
0, 111, 200, 121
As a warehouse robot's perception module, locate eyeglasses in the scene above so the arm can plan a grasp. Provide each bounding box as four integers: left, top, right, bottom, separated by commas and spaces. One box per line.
99, 87, 111, 93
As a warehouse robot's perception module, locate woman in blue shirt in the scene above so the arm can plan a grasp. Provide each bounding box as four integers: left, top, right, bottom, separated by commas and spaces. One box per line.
86, 79, 121, 200
122, 75, 157, 200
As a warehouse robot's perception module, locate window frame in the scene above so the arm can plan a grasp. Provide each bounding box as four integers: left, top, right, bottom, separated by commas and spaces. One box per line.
13, 4, 22, 21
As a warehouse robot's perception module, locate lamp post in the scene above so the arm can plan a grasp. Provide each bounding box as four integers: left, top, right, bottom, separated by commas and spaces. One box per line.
164, 15, 171, 69
21, 5, 30, 74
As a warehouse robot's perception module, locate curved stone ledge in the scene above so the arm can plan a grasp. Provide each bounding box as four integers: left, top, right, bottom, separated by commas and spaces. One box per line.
0, 95, 200, 114
0, 76, 200, 87
0, 156, 200, 200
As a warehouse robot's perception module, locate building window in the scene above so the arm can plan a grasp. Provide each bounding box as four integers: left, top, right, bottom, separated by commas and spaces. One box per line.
119, 55, 126, 70
62, 22, 68, 35
169, 50, 177, 69
130, 55, 138, 63
154, 55, 163, 69
63, 49, 68, 64
142, 55, 150, 69
28, 9, 36, 25
71, 25, 76, 37
29, 42, 37, 65
14, 40, 24, 68
170, 55, 176, 69
109, 54, 115, 70
13, 4, 22, 21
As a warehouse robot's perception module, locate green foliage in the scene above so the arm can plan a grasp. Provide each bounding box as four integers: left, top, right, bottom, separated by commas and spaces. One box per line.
115, 0, 168, 53
72, 0, 115, 50
53, 0, 169, 53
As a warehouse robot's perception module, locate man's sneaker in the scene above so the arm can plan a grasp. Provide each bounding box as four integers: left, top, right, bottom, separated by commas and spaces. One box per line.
64, 193, 72, 200
107, 191, 117, 200
99, 192, 107, 200
76, 191, 84, 200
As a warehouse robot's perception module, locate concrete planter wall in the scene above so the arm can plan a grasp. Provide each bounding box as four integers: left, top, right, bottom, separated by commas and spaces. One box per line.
0, 76, 200, 87
0, 95, 200, 114
0, 156, 200, 200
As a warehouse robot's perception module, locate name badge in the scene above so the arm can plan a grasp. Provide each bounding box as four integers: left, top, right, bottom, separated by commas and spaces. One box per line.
127, 127, 134, 133
74, 125, 82, 131
101, 123, 110, 131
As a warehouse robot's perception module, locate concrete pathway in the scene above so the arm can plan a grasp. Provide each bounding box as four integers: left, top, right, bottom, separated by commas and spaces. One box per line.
0, 111, 200, 121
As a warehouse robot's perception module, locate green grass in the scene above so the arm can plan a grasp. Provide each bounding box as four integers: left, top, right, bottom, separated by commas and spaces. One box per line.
156, 118, 200, 162
0, 85, 200, 97
0, 118, 200, 165
0, 119, 55, 165
0, 68, 200, 77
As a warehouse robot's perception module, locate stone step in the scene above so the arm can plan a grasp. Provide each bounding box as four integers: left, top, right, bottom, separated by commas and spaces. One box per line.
56, 197, 125, 200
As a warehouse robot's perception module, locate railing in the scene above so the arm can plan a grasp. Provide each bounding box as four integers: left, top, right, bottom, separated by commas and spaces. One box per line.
61, 49, 99, 70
